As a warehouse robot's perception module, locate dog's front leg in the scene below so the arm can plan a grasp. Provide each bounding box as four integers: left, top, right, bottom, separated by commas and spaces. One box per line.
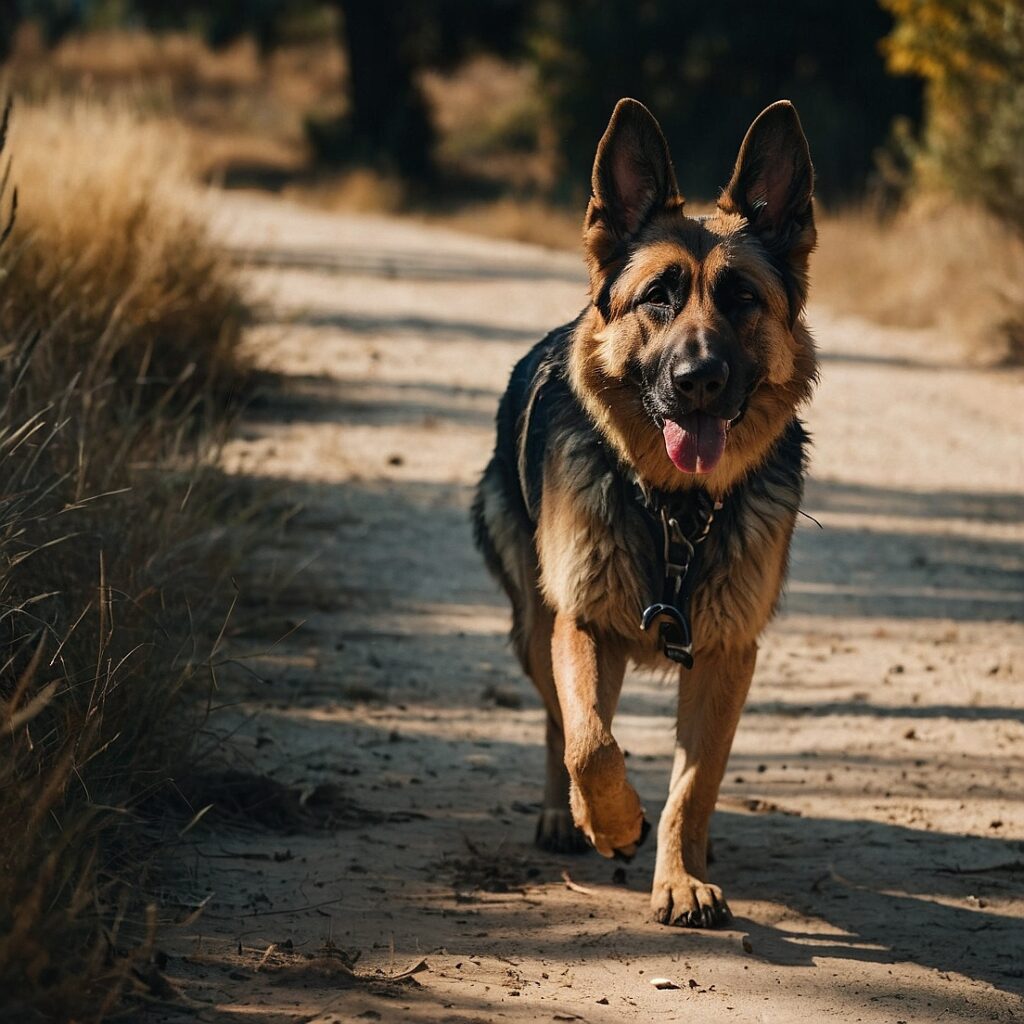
651, 642, 757, 926
551, 612, 647, 858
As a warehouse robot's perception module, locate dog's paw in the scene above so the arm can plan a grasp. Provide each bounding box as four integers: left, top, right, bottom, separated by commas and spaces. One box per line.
609, 815, 651, 862
651, 874, 731, 928
535, 808, 590, 854
570, 779, 649, 860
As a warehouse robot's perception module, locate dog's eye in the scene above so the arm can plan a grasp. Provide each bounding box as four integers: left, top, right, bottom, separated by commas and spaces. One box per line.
641, 283, 672, 308
735, 287, 759, 306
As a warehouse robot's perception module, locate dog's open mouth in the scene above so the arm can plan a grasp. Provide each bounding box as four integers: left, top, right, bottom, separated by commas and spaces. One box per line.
663, 413, 729, 474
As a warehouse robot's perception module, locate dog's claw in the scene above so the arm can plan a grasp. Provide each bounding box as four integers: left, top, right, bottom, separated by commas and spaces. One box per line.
610, 817, 651, 862
651, 875, 731, 928
639, 816, 652, 846
535, 809, 591, 854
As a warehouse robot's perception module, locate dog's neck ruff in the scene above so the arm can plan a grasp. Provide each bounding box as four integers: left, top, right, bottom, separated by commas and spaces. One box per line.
508, 321, 806, 668
512, 323, 738, 669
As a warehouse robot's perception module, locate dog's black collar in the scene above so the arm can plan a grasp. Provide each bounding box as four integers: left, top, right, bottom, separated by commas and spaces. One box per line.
633, 484, 721, 669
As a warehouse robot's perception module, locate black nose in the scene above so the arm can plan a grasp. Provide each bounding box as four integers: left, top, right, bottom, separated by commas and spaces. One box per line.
672, 357, 729, 407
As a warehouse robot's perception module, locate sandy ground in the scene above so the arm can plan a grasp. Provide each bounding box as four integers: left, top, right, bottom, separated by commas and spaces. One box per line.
154, 193, 1023, 1024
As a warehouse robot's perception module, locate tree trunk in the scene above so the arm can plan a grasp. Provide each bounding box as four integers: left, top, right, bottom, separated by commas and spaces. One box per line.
331, 0, 435, 179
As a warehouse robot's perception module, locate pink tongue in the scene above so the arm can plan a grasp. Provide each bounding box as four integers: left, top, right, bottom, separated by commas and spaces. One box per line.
663, 414, 728, 474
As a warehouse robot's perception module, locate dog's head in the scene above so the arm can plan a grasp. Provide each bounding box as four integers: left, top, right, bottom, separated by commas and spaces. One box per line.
570, 98, 818, 493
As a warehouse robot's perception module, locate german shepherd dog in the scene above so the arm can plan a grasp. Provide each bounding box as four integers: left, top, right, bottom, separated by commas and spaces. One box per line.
472, 98, 816, 928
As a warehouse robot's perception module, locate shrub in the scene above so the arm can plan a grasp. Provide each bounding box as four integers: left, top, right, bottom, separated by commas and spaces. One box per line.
882, 0, 1024, 234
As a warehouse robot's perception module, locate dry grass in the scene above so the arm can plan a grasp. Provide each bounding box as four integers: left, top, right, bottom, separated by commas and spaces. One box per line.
6, 25, 345, 180
814, 202, 1024, 365
427, 196, 579, 250
290, 167, 409, 215
8, 28, 555, 193
0, 98, 251, 1018
6, 100, 247, 397
422, 55, 554, 191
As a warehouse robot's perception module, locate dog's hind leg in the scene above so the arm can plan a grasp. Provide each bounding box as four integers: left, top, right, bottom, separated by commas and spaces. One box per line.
536, 711, 591, 853
651, 642, 757, 928
517, 596, 590, 853
551, 612, 648, 859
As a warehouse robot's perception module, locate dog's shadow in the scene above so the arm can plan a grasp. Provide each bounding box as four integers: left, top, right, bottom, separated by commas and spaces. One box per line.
679, 806, 1024, 989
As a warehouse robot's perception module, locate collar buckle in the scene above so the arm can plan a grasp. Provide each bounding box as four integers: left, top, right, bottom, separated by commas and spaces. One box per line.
637, 487, 721, 671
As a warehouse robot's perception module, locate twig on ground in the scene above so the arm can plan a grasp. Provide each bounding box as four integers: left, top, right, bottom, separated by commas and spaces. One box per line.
242, 894, 349, 918
561, 869, 596, 896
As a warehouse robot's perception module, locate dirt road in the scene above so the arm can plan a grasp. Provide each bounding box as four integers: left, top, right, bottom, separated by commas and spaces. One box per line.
160, 193, 1024, 1023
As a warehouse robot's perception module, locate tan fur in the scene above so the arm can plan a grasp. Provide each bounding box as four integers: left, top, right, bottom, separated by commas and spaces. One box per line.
550, 613, 644, 859
692, 485, 796, 651
536, 449, 651, 637
652, 643, 757, 924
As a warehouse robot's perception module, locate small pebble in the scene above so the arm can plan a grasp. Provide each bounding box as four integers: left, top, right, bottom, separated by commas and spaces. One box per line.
650, 977, 679, 990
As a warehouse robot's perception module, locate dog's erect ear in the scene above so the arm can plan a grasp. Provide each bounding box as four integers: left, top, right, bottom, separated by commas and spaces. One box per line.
584, 99, 681, 295
718, 101, 814, 258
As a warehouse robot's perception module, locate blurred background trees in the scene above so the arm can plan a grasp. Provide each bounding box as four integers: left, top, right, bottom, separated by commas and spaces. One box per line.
531, 0, 921, 204
313, 0, 526, 179
2, 0, 925, 199
883, 0, 1024, 234
4, 0, 1019, 217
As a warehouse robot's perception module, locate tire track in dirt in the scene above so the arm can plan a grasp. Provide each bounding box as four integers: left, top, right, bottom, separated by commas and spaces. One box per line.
157, 193, 1024, 1024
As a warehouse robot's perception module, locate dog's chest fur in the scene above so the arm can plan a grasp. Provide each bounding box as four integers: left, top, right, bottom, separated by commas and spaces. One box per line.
484, 323, 806, 656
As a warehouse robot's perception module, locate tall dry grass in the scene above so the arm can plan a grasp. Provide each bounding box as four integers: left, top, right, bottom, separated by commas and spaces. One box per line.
813, 202, 1024, 364
6, 25, 345, 179
0, 98, 250, 1018
5, 101, 246, 398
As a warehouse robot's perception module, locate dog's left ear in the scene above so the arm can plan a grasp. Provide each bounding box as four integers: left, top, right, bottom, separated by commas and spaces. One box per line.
718, 101, 815, 269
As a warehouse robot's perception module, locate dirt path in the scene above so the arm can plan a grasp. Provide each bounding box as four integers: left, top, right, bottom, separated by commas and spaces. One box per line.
159, 192, 1023, 1024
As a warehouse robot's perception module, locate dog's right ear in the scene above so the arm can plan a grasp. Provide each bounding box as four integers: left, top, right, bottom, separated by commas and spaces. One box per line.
584, 99, 681, 295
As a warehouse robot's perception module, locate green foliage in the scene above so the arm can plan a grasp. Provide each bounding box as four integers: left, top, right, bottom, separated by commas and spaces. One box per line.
882, 0, 1024, 233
